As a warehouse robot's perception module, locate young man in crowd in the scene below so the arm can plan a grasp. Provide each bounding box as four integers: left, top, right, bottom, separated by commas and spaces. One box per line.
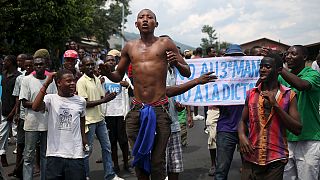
215, 44, 245, 180
100, 9, 191, 180
102, 54, 133, 173
8, 55, 34, 178
32, 70, 87, 180
20, 55, 57, 180
76, 56, 122, 180
63, 50, 82, 82
238, 53, 302, 180
0, 55, 21, 167
280, 45, 320, 180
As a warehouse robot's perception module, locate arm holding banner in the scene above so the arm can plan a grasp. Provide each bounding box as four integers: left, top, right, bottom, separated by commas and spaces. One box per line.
166, 72, 217, 97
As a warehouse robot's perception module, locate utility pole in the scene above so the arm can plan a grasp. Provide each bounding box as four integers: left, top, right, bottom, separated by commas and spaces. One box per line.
121, 2, 125, 49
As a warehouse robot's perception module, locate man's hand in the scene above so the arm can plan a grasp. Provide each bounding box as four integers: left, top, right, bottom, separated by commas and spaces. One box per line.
120, 81, 129, 88
175, 102, 185, 112
260, 90, 278, 107
196, 72, 218, 84
187, 115, 194, 128
239, 134, 254, 154
45, 72, 57, 86
166, 51, 179, 66
102, 91, 117, 103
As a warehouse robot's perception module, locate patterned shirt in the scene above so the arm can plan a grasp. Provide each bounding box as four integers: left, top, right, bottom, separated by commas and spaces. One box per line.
244, 84, 296, 165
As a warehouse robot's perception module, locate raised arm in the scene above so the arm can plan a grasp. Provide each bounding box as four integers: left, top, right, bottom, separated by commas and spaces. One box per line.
164, 38, 191, 77
166, 72, 217, 97
32, 73, 56, 112
280, 68, 311, 91
100, 44, 131, 82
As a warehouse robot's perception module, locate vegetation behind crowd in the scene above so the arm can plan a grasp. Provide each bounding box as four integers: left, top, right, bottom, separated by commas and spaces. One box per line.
0, 0, 131, 68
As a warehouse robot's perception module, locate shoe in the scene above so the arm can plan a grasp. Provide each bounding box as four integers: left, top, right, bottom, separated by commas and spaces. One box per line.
13, 148, 17, 154
193, 114, 204, 121
196, 115, 205, 121
95, 158, 102, 163
165, 176, 168, 180
123, 164, 134, 173
208, 166, 215, 176
111, 175, 124, 180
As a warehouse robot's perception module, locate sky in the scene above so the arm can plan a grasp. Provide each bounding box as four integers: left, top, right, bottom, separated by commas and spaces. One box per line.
123, 0, 320, 48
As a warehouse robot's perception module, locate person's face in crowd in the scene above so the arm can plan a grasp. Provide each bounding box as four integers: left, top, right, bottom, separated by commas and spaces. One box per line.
69, 41, 77, 50
208, 48, 216, 57
218, 49, 226, 57
17, 54, 25, 69
251, 48, 263, 56
24, 59, 34, 75
78, 49, 85, 60
83, 57, 95, 78
105, 55, 116, 71
91, 49, 98, 58
259, 57, 278, 82
3, 56, 12, 70
64, 58, 76, 71
57, 73, 76, 97
285, 46, 305, 70
33, 58, 46, 76
135, 9, 158, 33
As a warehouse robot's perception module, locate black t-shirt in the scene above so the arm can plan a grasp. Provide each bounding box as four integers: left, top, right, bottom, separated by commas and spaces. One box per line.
1, 71, 21, 116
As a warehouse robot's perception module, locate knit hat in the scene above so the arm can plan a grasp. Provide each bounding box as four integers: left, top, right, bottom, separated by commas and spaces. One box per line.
34, 49, 50, 59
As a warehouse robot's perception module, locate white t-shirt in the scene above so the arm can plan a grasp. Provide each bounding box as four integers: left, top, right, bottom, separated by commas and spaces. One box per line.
12, 75, 26, 120
19, 75, 57, 131
44, 94, 86, 159
102, 74, 131, 117
311, 61, 320, 73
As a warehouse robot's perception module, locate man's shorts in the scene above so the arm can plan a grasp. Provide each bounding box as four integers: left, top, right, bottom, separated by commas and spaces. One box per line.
206, 107, 219, 149
166, 131, 183, 173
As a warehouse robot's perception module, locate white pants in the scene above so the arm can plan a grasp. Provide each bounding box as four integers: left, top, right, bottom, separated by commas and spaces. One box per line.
283, 141, 320, 180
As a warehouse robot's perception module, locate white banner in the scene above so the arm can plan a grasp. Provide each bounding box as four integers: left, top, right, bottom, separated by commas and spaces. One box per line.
174, 56, 263, 106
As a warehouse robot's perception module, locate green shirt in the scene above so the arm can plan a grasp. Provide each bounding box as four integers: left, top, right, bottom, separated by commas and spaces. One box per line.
178, 109, 187, 124
278, 67, 320, 141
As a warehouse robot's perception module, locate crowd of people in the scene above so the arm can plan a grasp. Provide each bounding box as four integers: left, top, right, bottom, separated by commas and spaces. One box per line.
0, 8, 319, 180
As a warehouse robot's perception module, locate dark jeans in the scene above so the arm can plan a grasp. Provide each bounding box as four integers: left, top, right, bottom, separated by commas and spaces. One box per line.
46, 156, 85, 180
241, 160, 285, 180
215, 131, 239, 180
126, 104, 171, 180
105, 116, 128, 146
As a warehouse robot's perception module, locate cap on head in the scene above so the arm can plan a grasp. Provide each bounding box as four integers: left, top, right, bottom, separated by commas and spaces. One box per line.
64, 50, 78, 59
225, 44, 245, 56
34, 49, 50, 59
107, 49, 121, 57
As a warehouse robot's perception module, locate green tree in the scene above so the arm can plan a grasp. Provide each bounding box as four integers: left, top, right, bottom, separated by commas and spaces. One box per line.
0, 0, 130, 68
200, 25, 217, 50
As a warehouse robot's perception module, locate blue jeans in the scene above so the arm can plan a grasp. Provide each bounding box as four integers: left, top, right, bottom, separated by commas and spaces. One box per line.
215, 131, 239, 180
46, 156, 85, 180
23, 131, 47, 180
84, 120, 115, 180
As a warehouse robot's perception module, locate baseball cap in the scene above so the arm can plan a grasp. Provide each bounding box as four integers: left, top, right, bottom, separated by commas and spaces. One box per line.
64, 50, 78, 59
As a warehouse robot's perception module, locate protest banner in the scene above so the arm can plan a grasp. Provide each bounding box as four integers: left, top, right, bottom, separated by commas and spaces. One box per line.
174, 56, 263, 106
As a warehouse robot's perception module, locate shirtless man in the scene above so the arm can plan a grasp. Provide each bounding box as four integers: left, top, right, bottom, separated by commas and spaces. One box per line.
100, 9, 190, 180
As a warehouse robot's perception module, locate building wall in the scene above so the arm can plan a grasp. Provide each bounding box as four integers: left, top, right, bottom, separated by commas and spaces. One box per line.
241, 39, 289, 53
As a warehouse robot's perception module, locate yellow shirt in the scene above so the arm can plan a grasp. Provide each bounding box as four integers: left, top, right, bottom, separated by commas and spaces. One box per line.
76, 74, 105, 124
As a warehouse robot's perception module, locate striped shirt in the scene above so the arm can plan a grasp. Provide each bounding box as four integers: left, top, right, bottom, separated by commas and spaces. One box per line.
244, 84, 296, 165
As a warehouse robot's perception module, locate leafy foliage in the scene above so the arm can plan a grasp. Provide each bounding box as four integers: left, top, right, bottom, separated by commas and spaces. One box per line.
0, 0, 130, 56
200, 25, 217, 50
